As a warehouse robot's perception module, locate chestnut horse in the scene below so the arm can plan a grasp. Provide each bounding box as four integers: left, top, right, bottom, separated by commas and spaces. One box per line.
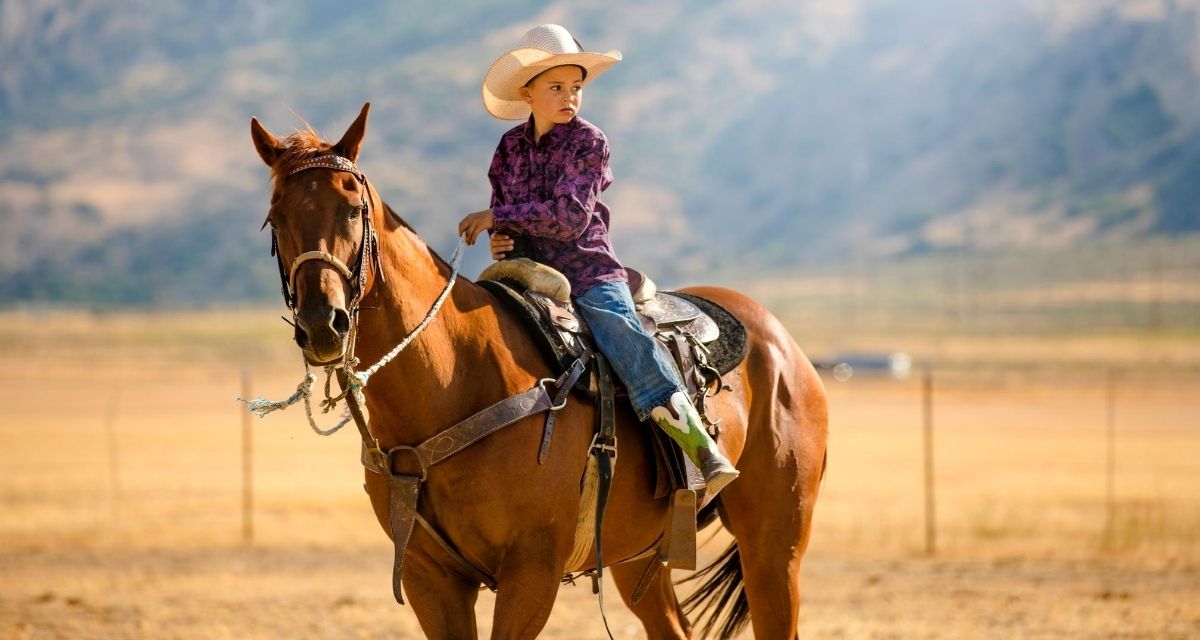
250, 103, 828, 639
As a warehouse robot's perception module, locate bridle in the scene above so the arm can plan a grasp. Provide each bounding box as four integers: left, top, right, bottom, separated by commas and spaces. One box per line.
266, 153, 384, 314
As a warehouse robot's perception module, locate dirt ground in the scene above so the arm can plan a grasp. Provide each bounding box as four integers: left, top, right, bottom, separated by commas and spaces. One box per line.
1, 311, 1198, 639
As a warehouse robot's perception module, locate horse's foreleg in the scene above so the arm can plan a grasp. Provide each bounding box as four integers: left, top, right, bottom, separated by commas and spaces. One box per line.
612, 556, 690, 639
487, 540, 562, 640
402, 540, 483, 640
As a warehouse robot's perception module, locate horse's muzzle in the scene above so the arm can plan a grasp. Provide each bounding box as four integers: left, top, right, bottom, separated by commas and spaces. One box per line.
294, 304, 351, 365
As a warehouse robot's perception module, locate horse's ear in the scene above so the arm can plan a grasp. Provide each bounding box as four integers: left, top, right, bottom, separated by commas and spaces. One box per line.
250, 117, 284, 167
333, 102, 370, 163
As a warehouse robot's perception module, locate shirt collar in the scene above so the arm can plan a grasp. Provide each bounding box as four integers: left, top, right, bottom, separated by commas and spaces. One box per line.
521, 115, 578, 147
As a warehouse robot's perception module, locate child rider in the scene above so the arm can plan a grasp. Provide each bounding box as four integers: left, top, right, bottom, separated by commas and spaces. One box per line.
458, 24, 739, 496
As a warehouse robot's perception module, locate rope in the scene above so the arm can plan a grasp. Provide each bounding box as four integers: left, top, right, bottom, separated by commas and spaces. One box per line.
237, 367, 353, 436
352, 237, 466, 387
238, 235, 467, 436
239, 371, 316, 418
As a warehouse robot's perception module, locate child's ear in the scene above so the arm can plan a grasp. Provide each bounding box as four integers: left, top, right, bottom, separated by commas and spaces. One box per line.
519, 87, 533, 104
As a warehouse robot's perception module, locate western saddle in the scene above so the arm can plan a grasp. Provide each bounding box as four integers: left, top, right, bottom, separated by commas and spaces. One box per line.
477, 257, 746, 586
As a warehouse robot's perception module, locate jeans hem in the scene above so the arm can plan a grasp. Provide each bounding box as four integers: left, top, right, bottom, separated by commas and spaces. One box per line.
633, 385, 682, 422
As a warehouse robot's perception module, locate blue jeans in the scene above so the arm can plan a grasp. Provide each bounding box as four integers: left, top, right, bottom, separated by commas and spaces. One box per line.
573, 281, 683, 421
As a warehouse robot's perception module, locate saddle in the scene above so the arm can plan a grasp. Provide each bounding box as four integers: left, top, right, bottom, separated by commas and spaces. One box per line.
478, 258, 749, 579
478, 259, 743, 394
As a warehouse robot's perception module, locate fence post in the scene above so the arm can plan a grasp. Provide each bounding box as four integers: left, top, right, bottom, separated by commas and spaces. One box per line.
105, 385, 122, 517
923, 369, 936, 555
241, 368, 254, 545
1104, 369, 1116, 543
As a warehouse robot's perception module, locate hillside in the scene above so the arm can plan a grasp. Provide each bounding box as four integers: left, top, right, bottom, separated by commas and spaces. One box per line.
1, 0, 1198, 305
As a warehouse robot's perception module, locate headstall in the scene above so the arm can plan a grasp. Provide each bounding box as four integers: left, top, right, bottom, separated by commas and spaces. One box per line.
266, 154, 384, 313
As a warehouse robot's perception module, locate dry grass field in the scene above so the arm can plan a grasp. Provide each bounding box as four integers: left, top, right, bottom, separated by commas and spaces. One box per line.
1, 308, 1198, 639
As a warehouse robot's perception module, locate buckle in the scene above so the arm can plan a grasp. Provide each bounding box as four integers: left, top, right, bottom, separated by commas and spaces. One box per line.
385, 445, 427, 481
589, 433, 618, 461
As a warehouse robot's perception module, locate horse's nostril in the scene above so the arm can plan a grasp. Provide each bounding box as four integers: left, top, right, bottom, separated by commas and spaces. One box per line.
294, 324, 310, 349
331, 308, 351, 336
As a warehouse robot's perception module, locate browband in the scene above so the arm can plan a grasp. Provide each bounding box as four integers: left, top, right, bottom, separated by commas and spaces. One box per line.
287, 154, 366, 182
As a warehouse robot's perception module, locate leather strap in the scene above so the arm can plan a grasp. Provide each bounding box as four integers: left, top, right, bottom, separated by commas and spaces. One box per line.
359, 378, 568, 604
337, 369, 383, 466
271, 235, 294, 308
671, 332, 700, 397
593, 353, 618, 573
596, 354, 617, 444
414, 511, 498, 591
591, 353, 619, 639
290, 250, 354, 286
362, 383, 555, 477
630, 556, 663, 605
387, 474, 421, 604
662, 488, 698, 570
539, 349, 591, 464
420, 384, 552, 467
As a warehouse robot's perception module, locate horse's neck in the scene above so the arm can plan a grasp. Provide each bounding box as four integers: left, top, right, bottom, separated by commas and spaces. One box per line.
353, 206, 499, 447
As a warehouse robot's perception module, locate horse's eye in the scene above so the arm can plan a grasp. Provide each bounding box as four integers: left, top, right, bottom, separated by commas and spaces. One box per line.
348, 204, 362, 220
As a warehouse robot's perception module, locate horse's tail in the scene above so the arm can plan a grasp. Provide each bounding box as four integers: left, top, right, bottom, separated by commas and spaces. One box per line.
677, 540, 750, 639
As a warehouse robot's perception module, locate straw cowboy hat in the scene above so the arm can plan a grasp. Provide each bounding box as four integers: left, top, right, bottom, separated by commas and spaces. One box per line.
482, 24, 622, 120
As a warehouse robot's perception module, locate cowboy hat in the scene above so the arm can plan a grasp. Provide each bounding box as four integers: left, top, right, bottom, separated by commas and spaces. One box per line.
481, 24, 622, 120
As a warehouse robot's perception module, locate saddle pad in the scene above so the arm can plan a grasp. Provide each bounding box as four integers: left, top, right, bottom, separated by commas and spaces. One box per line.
668, 292, 748, 377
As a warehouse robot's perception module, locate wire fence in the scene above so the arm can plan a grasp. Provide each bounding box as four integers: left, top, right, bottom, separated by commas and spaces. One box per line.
814, 364, 1199, 558
2, 358, 1194, 564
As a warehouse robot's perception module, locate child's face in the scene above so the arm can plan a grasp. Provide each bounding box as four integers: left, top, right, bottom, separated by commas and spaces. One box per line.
520, 65, 584, 128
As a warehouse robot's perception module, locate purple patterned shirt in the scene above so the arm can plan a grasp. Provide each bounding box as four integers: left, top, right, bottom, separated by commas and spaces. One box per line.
489, 116, 627, 295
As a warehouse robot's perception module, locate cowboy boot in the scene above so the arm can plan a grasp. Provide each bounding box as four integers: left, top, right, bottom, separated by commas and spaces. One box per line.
649, 391, 740, 496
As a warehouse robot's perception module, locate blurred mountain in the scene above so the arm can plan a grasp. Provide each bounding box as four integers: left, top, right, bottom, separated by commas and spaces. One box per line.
1, 0, 1198, 306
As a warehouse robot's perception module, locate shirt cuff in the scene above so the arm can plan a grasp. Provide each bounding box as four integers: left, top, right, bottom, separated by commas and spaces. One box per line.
491, 204, 516, 228
491, 203, 532, 233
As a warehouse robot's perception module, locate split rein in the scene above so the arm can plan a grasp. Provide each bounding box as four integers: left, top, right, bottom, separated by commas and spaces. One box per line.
238, 153, 467, 443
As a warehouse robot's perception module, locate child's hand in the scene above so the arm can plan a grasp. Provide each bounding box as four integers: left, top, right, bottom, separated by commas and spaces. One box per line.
490, 233, 514, 261
458, 209, 494, 245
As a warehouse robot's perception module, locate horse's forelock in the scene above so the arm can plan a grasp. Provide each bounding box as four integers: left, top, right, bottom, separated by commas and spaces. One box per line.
266, 129, 433, 261
271, 128, 333, 181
